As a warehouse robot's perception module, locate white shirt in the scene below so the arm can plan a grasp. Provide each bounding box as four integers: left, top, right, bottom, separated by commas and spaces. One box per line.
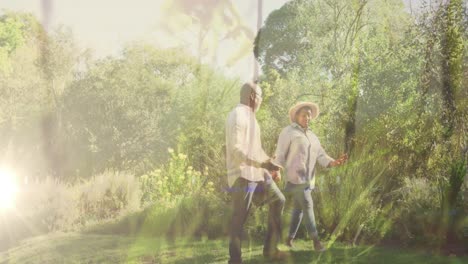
225, 104, 269, 187
274, 123, 334, 187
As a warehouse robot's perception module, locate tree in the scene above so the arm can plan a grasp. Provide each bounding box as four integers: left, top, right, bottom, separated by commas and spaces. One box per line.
0, 12, 51, 177
160, 0, 254, 67
61, 44, 237, 180
62, 45, 184, 177
429, 0, 466, 244
0, 12, 25, 69
255, 0, 415, 155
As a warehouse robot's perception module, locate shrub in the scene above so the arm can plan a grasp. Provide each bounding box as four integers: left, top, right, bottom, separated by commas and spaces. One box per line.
16, 177, 78, 232
392, 169, 467, 247
91, 187, 228, 240
137, 148, 227, 238
0, 171, 141, 250
1, 177, 78, 250
390, 177, 444, 246
140, 148, 212, 206
76, 170, 141, 226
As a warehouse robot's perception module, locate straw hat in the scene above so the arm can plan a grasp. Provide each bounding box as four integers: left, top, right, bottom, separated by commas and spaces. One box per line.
288, 102, 319, 123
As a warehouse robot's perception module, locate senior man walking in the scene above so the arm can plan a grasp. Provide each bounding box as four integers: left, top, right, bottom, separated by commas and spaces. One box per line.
225, 82, 288, 264
274, 102, 348, 252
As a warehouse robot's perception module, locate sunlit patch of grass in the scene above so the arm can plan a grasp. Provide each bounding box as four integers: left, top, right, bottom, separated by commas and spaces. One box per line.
0, 233, 466, 264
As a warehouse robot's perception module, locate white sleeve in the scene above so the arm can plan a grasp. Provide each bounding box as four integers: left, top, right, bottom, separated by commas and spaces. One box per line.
273, 128, 291, 168
317, 142, 334, 168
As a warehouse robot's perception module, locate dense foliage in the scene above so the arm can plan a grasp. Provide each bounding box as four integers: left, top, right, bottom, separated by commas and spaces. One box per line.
0, 0, 466, 252
254, 0, 467, 248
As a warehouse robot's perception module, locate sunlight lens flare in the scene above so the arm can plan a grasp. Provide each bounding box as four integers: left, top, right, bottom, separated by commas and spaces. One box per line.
0, 168, 18, 210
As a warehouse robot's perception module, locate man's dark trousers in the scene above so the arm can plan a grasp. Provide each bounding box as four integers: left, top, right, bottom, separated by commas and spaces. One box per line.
228, 174, 285, 264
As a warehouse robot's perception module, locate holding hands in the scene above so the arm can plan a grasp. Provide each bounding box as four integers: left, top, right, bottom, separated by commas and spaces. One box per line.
261, 157, 282, 183
270, 170, 282, 183
260, 159, 281, 171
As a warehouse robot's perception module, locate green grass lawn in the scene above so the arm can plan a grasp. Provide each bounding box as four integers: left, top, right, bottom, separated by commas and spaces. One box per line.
0, 233, 466, 264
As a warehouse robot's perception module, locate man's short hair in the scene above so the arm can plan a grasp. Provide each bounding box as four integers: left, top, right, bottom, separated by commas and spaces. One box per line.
240, 82, 258, 101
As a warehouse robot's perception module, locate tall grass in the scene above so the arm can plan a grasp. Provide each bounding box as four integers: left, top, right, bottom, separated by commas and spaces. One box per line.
313, 150, 393, 246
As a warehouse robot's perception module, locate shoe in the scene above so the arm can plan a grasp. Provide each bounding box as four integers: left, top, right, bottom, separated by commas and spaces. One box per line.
285, 237, 294, 248
313, 240, 326, 252
263, 249, 290, 261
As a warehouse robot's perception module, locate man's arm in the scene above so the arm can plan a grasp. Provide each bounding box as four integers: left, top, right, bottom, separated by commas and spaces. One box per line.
317, 144, 348, 168
316, 139, 334, 168
273, 128, 290, 169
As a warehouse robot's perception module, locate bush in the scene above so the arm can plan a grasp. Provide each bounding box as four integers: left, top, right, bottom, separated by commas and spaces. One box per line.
90, 187, 228, 240
136, 148, 227, 238
76, 170, 141, 226
140, 148, 214, 206
16, 177, 78, 232
0, 177, 78, 250
0, 171, 141, 250
152, 192, 227, 239
390, 177, 444, 246
391, 171, 467, 247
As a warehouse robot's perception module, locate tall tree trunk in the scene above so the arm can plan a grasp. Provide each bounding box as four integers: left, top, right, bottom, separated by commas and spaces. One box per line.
254, 0, 263, 81
344, 61, 359, 155
439, 0, 464, 245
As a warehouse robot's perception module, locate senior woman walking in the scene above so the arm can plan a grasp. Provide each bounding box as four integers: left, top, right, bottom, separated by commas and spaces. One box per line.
273, 102, 348, 251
